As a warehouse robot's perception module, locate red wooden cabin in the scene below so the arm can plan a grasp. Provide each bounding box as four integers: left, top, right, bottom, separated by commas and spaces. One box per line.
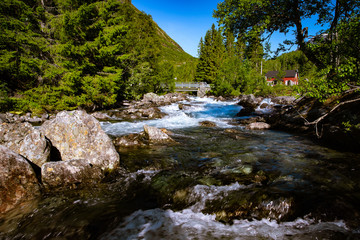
265, 70, 299, 86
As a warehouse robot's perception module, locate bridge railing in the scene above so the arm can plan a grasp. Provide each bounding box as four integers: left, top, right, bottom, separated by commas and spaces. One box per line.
175, 82, 211, 89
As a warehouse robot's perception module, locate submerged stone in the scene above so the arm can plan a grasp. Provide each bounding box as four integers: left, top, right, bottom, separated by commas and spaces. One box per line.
150, 171, 197, 208
203, 188, 295, 223
199, 121, 217, 127
113, 133, 147, 148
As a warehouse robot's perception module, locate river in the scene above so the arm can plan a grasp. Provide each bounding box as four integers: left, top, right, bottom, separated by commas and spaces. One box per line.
1, 97, 359, 239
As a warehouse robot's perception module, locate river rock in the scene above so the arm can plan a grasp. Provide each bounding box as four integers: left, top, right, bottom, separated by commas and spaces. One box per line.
143, 92, 160, 103
200, 121, 217, 127
237, 94, 263, 109
0, 146, 41, 213
0, 113, 7, 123
246, 122, 271, 130
272, 96, 296, 105
91, 112, 115, 121
40, 110, 120, 171
140, 93, 189, 107
113, 133, 147, 148
112, 107, 166, 120
236, 95, 264, 117
203, 189, 294, 223
41, 159, 103, 189
0, 122, 52, 166
236, 107, 255, 117
259, 102, 270, 109
143, 125, 174, 143
178, 103, 191, 110
237, 116, 266, 125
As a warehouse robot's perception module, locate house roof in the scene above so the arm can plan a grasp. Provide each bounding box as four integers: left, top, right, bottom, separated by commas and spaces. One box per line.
265, 70, 298, 79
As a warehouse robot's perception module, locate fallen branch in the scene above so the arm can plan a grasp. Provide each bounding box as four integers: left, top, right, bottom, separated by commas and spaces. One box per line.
305, 98, 360, 126
345, 84, 360, 94
300, 97, 360, 138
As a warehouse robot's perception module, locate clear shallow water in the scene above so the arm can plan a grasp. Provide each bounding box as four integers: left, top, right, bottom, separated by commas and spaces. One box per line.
1, 97, 360, 240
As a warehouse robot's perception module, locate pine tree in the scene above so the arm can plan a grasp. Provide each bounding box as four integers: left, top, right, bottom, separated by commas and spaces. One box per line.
194, 24, 225, 84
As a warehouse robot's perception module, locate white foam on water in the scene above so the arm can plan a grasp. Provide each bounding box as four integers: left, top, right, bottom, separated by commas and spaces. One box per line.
256, 98, 274, 114
102, 208, 350, 240
186, 182, 250, 212
102, 181, 352, 239
101, 97, 241, 136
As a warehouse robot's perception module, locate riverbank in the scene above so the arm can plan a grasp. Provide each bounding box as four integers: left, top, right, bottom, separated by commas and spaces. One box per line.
1, 94, 360, 239
2, 92, 359, 152
266, 93, 360, 152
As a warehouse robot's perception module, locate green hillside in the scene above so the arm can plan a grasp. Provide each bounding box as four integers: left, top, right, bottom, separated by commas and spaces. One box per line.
0, 0, 196, 113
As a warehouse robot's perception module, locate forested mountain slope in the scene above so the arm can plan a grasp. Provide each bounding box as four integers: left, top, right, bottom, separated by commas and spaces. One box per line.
0, 0, 196, 113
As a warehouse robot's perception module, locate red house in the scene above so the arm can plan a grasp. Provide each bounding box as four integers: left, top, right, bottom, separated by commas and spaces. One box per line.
265, 70, 299, 86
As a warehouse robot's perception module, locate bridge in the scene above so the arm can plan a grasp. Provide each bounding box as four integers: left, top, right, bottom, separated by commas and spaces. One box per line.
174, 82, 211, 97
174, 82, 210, 91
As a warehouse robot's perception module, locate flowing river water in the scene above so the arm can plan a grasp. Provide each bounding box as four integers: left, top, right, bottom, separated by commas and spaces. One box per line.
1, 97, 360, 239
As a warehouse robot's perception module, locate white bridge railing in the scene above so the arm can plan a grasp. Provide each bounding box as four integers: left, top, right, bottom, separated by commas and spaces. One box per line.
175, 82, 211, 89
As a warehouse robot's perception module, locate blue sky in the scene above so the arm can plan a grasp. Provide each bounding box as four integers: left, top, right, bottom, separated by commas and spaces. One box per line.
132, 0, 327, 58
132, 0, 219, 57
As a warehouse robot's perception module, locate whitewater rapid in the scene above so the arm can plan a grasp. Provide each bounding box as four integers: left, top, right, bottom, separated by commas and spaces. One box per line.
101, 97, 242, 136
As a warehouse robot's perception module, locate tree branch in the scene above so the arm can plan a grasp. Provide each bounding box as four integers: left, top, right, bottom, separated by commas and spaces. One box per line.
302, 97, 360, 137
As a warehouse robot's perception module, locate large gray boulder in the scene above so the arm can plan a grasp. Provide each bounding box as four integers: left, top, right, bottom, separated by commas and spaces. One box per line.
0, 145, 41, 213
41, 159, 103, 189
0, 122, 52, 166
40, 110, 119, 171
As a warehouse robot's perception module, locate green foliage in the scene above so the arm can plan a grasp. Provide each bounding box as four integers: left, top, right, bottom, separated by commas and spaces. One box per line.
0, 83, 15, 112
195, 24, 225, 84
214, 0, 360, 100
0, 0, 50, 92
0, 0, 196, 113
297, 14, 360, 101
195, 25, 268, 97
154, 62, 175, 93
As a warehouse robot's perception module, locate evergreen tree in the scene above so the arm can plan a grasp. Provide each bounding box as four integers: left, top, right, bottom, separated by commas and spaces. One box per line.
194, 24, 225, 84
0, 0, 196, 113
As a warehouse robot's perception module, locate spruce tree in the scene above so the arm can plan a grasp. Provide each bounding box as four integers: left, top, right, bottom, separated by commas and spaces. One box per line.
194, 24, 225, 84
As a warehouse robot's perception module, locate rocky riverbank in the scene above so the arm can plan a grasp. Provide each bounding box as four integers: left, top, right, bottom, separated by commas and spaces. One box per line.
0, 93, 188, 213
0, 110, 121, 213
1, 93, 360, 239
0, 93, 189, 124
1, 91, 360, 214
235, 93, 360, 152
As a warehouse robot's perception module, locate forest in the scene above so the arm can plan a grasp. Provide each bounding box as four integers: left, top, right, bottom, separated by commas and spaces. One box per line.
0, 0, 359, 114
211, 0, 360, 100
0, 0, 196, 113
